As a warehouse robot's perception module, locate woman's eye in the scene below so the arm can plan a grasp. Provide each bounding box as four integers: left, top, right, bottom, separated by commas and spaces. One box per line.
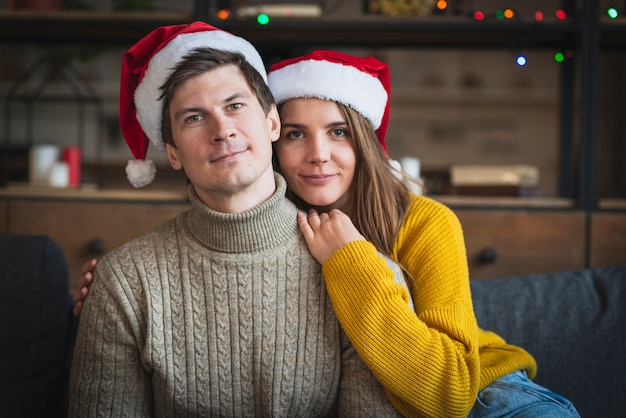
331, 128, 346, 137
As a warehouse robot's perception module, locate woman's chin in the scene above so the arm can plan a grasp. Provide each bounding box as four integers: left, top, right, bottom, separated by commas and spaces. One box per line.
303, 198, 336, 212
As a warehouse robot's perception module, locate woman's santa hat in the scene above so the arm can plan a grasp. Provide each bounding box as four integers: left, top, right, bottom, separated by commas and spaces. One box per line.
119, 21, 267, 187
268, 50, 391, 153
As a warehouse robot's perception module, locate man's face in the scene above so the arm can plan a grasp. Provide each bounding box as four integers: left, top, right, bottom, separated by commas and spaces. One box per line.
165, 64, 281, 212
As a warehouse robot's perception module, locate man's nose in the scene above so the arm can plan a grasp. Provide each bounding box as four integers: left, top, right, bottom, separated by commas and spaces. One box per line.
211, 114, 235, 142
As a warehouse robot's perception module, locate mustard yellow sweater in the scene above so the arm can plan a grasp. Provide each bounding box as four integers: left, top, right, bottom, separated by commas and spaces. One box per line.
322, 195, 537, 418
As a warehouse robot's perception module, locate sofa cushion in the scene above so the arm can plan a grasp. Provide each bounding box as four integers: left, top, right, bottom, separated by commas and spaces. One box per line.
0, 234, 75, 418
471, 264, 626, 418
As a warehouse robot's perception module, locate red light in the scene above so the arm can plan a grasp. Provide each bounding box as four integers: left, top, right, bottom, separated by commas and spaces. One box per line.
534, 11, 544, 22
556, 9, 567, 20
474, 11, 485, 21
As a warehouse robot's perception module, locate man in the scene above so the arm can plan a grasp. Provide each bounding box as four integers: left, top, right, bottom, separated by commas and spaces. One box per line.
68, 21, 400, 417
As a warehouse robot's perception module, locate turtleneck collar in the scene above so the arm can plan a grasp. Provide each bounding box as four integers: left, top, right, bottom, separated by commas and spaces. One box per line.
183, 173, 300, 253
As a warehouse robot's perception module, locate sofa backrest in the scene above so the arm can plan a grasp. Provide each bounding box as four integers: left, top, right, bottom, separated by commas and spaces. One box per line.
0, 234, 77, 418
471, 264, 626, 418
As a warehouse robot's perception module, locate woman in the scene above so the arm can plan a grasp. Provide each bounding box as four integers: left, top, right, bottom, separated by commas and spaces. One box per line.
74, 50, 580, 417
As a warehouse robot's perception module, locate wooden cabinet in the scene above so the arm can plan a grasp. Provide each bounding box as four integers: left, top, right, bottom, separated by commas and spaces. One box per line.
455, 210, 586, 279
590, 212, 626, 268
5, 196, 189, 293
1, 191, 623, 290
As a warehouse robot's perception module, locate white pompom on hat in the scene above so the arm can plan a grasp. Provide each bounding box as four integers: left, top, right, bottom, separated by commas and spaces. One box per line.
268, 50, 391, 153
119, 21, 267, 187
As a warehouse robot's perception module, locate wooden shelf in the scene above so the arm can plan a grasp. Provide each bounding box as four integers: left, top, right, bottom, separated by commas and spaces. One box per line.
432, 195, 576, 210
0, 10, 582, 47
209, 17, 581, 49
0, 184, 187, 203
0, 10, 194, 44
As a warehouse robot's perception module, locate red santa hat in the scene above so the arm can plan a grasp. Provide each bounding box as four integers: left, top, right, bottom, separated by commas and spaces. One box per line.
119, 21, 267, 187
268, 50, 391, 153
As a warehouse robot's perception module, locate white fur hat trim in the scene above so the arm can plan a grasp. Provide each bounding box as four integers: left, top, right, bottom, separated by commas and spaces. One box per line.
268, 59, 388, 129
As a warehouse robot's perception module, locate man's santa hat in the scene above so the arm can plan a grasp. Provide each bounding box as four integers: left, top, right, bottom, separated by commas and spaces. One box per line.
119, 21, 267, 187
268, 50, 391, 153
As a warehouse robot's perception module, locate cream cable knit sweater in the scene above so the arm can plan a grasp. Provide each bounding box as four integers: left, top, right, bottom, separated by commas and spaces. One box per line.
69, 174, 401, 418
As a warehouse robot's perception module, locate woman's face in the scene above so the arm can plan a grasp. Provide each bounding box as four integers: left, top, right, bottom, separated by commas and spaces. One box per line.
275, 98, 356, 211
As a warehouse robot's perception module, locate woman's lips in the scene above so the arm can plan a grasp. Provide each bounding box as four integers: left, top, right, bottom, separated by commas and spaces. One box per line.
300, 173, 336, 185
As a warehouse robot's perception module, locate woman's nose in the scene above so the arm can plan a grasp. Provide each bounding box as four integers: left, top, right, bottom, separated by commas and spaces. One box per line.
309, 137, 330, 164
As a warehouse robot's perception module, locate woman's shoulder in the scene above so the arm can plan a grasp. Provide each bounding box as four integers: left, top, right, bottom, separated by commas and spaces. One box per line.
406, 194, 458, 220
397, 194, 464, 244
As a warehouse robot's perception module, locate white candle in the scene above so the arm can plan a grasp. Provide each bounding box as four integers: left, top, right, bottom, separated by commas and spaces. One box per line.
49, 162, 69, 188
400, 156, 421, 179
29, 144, 60, 185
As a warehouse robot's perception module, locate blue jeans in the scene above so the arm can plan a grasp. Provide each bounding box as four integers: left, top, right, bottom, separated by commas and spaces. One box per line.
468, 370, 580, 418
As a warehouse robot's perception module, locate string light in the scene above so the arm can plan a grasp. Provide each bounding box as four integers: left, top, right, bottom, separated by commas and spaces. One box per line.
607, 8, 619, 19
216, 9, 230, 20
555, 9, 567, 20
516, 55, 527, 66
436, 0, 447, 11
474, 11, 485, 21
554, 50, 574, 63
503, 8, 515, 19
534, 11, 544, 22
257, 13, 270, 25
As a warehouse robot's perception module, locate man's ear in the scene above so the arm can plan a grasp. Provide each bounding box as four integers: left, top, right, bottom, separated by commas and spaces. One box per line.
165, 143, 182, 170
268, 104, 281, 143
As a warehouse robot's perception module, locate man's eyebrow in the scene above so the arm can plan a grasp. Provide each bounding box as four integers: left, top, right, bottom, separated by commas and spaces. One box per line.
223, 91, 250, 103
174, 107, 204, 119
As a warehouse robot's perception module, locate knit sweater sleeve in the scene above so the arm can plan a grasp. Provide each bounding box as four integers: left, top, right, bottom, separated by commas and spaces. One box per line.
68, 254, 152, 417
322, 196, 480, 418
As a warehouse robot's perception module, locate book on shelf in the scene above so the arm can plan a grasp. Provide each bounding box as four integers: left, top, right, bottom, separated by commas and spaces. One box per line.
233, 0, 323, 18
448, 164, 540, 197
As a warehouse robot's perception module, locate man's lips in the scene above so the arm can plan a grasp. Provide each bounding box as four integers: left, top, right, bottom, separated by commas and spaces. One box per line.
211, 150, 245, 163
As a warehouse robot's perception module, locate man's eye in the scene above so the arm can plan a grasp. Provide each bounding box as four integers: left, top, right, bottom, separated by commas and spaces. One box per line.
230, 103, 243, 110
286, 131, 303, 139
186, 115, 202, 123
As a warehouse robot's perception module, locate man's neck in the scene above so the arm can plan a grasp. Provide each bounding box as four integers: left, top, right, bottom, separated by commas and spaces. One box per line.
193, 170, 278, 214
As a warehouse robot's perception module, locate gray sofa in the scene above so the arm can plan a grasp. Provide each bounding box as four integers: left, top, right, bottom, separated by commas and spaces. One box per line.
0, 234, 77, 418
1, 233, 624, 417
471, 264, 626, 418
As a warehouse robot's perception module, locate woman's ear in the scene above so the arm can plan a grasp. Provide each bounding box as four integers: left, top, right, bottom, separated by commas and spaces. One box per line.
268, 104, 281, 143
165, 144, 182, 170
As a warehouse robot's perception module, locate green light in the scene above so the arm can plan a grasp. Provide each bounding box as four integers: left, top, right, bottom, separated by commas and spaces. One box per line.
257, 13, 270, 25
607, 8, 619, 19
554, 52, 565, 63
495, 9, 504, 19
